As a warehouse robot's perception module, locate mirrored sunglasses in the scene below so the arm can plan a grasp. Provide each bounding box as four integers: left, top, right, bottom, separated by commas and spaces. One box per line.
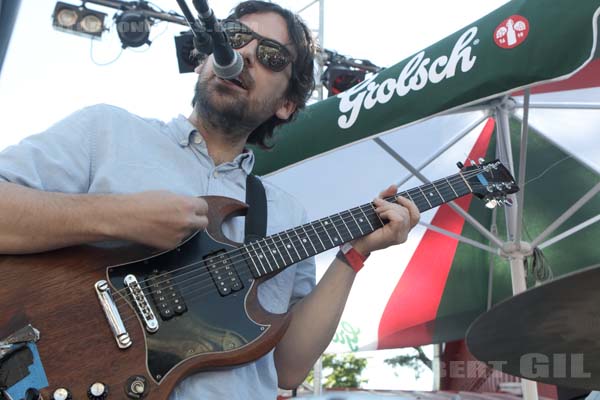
221, 20, 293, 72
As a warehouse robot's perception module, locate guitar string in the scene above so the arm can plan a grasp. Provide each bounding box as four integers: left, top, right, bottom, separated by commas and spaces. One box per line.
108, 171, 492, 307
111, 178, 490, 318
117, 179, 497, 324
117, 220, 371, 324
110, 174, 496, 313
109, 170, 483, 303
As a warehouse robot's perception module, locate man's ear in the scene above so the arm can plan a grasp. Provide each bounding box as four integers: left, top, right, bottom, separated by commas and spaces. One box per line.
275, 99, 297, 120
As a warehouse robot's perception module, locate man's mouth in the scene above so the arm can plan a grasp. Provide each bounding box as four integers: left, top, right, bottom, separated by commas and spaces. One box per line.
220, 77, 247, 90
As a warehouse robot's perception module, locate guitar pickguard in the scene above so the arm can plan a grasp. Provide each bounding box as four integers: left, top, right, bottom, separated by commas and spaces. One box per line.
107, 231, 267, 383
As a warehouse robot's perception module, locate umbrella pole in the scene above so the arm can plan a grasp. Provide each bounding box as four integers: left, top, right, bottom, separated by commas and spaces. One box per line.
496, 100, 540, 400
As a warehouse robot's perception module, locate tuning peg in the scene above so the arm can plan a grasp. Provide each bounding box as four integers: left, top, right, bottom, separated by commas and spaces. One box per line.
485, 199, 498, 209
456, 161, 464, 169
478, 157, 485, 164
503, 198, 514, 207
469, 159, 478, 166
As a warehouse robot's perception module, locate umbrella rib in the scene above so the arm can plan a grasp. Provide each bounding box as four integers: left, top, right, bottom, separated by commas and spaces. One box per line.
419, 221, 500, 255
539, 214, 600, 249
394, 112, 491, 188
531, 182, 600, 248
373, 137, 504, 248
515, 102, 600, 110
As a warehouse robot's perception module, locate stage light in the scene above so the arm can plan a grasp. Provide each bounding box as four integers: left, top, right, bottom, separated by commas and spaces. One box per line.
174, 31, 197, 73
52, 2, 106, 39
115, 10, 152, 48
322, 65, 366, 97
80, 14, 104, 35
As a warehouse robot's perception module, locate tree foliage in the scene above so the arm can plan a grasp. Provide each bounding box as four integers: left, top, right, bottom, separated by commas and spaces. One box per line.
307, 353, 368, 388
384, 347, 432, 379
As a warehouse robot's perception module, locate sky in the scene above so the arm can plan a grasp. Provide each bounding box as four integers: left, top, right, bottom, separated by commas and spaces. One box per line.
0, 0, 510, 149
0, 0, 511, 392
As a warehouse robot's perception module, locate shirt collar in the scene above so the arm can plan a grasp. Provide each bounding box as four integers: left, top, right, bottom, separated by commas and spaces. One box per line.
167, 114, 255, 174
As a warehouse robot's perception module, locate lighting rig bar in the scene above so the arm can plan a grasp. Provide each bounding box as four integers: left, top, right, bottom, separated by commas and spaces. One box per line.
83, 0, 187, 26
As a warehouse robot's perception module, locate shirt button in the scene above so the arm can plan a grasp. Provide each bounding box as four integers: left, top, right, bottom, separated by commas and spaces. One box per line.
213, 171, 219, 178
193, 133, 203, 144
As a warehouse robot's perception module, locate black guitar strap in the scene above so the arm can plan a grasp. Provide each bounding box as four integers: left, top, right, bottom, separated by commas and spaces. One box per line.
244, 174, 267, 243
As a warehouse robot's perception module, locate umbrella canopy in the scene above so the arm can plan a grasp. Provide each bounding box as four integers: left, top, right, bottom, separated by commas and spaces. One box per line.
257, 0, 600, 352
253, 0, 600, 176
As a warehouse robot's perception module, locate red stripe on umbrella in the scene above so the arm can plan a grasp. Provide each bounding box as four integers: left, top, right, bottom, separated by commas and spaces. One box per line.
377, 118, 496, 349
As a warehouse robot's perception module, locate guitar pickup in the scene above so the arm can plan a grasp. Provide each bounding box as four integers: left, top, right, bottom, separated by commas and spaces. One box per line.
148, 271, 187, 321
205, 251, 243, 296
124, 275, 159, 332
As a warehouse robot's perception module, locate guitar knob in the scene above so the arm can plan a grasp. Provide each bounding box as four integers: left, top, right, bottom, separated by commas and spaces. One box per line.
53, 388, 73, 400
25, 388, 42, 400
88, 382, 109, 400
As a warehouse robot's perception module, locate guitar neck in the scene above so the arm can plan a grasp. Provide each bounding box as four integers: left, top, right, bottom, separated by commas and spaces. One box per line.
240, 171, 474, 279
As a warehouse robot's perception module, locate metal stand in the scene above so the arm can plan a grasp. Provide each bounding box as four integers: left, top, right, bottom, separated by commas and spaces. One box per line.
297, 0, 325, 102
297, 1, 325, 394
313, 357, 323, 395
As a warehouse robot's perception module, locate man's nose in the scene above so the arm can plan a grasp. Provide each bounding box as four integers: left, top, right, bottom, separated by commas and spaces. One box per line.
236, 38, 258, 68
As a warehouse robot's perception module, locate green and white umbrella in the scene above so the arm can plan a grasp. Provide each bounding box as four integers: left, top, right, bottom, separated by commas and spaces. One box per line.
258, 0, 600, 354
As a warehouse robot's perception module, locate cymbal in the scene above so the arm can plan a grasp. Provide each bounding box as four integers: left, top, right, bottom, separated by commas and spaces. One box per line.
466, 265, 600, 390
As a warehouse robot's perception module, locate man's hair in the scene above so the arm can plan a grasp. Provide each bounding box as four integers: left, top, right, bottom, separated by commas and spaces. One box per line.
195, 1, 316, 149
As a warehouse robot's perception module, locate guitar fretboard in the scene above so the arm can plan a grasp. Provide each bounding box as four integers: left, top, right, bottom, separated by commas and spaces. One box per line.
232, 171, 473, 279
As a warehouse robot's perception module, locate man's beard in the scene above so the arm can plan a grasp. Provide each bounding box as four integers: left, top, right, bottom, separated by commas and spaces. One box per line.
192, 68, 281, 139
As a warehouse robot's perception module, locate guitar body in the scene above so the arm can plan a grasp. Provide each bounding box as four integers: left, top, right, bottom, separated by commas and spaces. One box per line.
0, 196, 291, 400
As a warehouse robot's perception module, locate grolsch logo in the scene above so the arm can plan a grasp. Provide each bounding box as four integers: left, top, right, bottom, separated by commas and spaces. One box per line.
494, 15, 530, 49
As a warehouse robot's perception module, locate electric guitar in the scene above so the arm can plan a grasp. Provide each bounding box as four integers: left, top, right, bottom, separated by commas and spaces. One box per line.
0, 160, 518, 400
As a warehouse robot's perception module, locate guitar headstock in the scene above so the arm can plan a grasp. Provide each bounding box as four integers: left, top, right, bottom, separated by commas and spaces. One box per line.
462, 159, 519, 208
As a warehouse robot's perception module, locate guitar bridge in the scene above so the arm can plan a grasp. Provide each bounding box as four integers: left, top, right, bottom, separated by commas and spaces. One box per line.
124, 275, 159, 333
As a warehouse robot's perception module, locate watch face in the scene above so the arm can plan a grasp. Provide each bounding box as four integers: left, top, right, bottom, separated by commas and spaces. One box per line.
80, 14, 103, 34
56, 8, 78, 28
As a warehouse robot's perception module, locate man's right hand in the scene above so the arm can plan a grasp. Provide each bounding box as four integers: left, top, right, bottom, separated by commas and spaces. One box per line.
110, 191, 209, 250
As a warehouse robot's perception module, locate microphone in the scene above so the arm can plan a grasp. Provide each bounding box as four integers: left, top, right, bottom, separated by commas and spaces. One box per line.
191, 0, 244, 80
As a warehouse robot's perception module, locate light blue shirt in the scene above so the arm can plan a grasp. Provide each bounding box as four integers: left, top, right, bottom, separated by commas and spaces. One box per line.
0, 104, 316, 399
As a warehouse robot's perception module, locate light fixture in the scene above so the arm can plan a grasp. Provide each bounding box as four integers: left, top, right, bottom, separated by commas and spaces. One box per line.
322, 65, 366, 97
52, 2, 106, 39
115, 10, 152, 48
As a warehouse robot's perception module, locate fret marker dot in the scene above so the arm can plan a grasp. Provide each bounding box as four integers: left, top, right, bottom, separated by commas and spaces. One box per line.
286, 244, 291, 248
334, 237, 338, 242
359, 218, 364, 222
272, 249, 277, 254
429, 193, 434, 196
324, 221, 329, 225
259, 255, 263, 259
302, 239, 307, 243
